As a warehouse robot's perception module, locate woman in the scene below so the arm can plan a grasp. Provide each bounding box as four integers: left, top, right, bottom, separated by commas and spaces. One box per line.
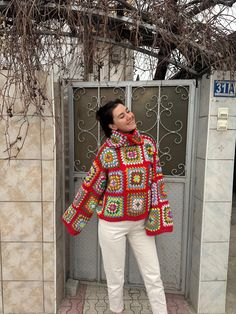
62, 99, 173, 314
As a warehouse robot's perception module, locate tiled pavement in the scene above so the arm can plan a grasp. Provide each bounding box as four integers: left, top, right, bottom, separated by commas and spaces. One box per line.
58, 283, 195, 314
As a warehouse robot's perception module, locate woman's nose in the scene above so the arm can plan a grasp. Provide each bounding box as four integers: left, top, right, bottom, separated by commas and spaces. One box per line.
127, 112, 133, 120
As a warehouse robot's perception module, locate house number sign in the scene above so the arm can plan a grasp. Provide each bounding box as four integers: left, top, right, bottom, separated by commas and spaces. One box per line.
214, 80, 236, 97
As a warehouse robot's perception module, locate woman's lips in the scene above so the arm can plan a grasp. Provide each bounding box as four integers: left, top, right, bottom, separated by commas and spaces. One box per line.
128, 120, 135, 125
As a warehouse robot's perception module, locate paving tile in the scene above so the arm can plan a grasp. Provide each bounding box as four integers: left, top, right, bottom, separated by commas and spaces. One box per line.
59, 298, 72, 307
127, 307, 151, 314
58, 307, 72, 314
66, 309, 83, 314
58, 282, 194, 314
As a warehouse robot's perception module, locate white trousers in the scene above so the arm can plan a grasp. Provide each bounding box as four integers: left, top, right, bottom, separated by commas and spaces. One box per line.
98, 219, 168, 314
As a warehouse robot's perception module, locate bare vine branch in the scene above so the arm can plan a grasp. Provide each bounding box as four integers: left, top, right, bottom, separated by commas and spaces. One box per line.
0, 0, 235, 158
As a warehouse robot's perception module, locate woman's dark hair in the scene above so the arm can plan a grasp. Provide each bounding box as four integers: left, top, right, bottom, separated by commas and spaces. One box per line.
96, 99, 124, 138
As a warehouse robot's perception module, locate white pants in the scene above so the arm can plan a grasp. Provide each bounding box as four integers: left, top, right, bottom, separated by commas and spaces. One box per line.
98, 219, 167, 314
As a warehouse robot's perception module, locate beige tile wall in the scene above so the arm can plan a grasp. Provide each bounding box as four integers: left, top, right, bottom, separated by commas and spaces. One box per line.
3, 282, 44, 313
0, 72, 64, 314
0, 284, 2, 314
189, 72, 236, 314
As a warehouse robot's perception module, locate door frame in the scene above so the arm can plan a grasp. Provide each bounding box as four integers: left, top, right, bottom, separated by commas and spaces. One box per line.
67, 79, 197, 295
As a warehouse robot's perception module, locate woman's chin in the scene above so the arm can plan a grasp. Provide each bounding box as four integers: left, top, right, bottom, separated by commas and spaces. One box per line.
131, 124, 137, 131
118, 125, 136, 133
130, 127, 136, 133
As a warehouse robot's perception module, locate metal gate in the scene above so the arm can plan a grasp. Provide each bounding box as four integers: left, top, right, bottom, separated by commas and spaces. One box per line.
68, 80, 196, 294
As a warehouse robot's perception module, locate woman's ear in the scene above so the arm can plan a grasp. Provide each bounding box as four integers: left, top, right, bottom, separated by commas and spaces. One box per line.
109, 123, 118, 131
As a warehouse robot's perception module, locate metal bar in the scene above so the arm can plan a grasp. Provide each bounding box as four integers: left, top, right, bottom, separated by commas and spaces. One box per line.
127, 84, 131, 110
60, 78, 67, 293
179, 80, 196, 293
69, 79, 196, 88
157, 85, 161, 147
97, 86, 101, 283
184, 80, 200, 297
68, 83, 76, 278
126, 84, 132, 284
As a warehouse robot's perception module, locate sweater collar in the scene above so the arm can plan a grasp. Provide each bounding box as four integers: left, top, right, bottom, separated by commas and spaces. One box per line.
107, 129, 143, 148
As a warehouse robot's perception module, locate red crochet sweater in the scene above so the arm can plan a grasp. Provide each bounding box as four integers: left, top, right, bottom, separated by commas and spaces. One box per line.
62, 129, 173, 236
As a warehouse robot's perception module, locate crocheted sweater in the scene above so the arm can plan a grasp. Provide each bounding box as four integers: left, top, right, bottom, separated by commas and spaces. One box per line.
62, 129, 173, 236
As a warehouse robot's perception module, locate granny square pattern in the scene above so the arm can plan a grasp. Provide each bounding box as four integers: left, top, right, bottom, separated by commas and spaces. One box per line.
62, 129, 173, 236
156, 157, 163, 174
146, 208, 161, 232
148, 164, 153, 186
158, 179, 168, 202
100, 147, 119, 168
107, 131, 126, 147
120, 146, 143, 165
104, 196, 124, 218
151, 182, 159, 206
63, 205, 77, 223
94, 172, 107, 194
143, 141, 155, 162
163, 204, 173, 226
74, 186, 87, 207
83, 195, 98, 214
127, 193, 146, 216
126, 167, 146, 190
84, 161, 99, 187
107, 170, 124, 193
72, 214, 90, 232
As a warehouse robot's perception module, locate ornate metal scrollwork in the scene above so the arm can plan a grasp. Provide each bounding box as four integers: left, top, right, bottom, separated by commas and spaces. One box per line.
73, 85, 189, 176
73, 87, 126, 172
74, 160, 87, 172
171, 163, 186, 176
73, 87, 86, 100
176, 85, 189, 100
113, 87, 126, 101
131, 85, 189, 176
132, 86, 145, 101
74, 89, 99, 172
158, 88, 187, 175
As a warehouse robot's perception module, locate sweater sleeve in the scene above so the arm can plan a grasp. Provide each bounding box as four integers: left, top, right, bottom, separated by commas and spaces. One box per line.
62, 154, 107, 236
145, 142, 173, 236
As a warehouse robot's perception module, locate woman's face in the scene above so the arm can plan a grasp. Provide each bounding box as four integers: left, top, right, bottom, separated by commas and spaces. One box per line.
109, 103, 137, 133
